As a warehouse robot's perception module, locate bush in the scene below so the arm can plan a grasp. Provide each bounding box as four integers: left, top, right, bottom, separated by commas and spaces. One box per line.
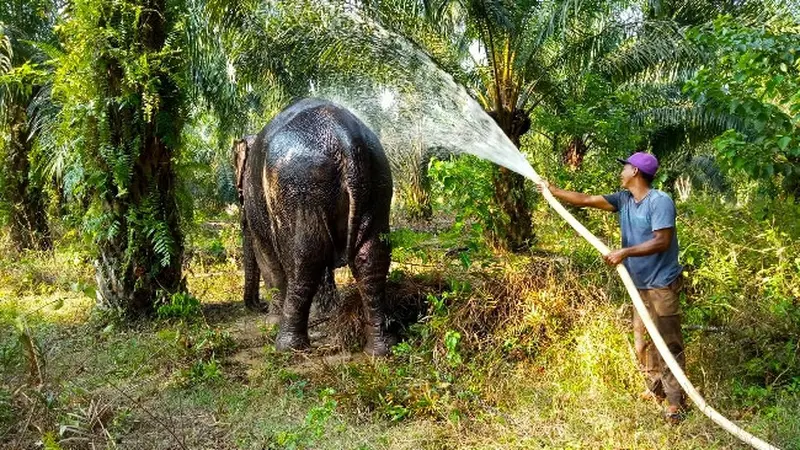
428, 155, 512, 244
678, 195, 800, 391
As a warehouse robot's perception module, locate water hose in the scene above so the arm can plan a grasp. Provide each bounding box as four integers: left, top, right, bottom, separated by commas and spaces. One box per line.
530, 175, 781, 450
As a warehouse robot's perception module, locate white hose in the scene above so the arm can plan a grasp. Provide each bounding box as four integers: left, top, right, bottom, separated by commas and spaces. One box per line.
532, 177, 781, 450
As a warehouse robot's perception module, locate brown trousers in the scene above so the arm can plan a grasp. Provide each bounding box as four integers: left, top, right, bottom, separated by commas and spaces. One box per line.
633, 277, 685, 407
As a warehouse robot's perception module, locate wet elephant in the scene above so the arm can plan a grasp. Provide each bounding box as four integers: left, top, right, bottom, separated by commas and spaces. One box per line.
234, 98, 396, 356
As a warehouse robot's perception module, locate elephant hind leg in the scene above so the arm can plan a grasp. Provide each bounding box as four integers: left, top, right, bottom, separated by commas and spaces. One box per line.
350, 235, 396, 357
275, 261, 325, 352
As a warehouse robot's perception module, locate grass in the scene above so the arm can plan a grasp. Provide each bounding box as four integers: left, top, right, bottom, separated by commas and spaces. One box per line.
1, 198, 799, 449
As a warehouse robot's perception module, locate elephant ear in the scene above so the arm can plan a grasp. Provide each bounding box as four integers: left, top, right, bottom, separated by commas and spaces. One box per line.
233, 139, 249, 200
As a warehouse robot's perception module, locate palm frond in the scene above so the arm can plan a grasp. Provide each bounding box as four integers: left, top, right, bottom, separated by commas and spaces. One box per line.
635, 104, 747, 135
25, 38, 63, 63
528, 0, 609, 51
683, 153, 729, 193
27, 83, 71, 181
466, 0, 514, 32
643, 0, 773, 24
596, 20, 701, 84
783, 0, 800, 21
0, 30, 11, 74
0, 30, 12, 124
618, 80, 684, 106
184, 0, 249, 136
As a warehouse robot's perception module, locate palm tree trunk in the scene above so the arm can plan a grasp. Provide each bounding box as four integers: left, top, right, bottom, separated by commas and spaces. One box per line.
93, 0, 184, 314
563, 136, 588, 168
2, 102, 51, 251
490, 108, 534, 250
93, 144, 184, 314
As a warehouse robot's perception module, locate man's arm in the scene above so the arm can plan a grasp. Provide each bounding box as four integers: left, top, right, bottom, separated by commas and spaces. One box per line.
537, 181, 616, 211
603, 228, 673, 265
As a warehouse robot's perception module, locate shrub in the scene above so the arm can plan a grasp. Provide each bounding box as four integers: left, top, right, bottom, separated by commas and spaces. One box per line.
156, 292, 202, 320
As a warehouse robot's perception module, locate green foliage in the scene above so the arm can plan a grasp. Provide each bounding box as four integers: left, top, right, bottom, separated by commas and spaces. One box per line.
685, 15, 800, 194
428, 155, 513, 243
40, 432, 62, 450
533, 74, 645, 160
0, 386, 12, 428
443, 330, 462, 367
273, 388, 338, 449
182, 357, 223, 384
318, 355, 463, 423
678, 196, 800, 390
156, 291, 202, 320
178, 112, 239, 211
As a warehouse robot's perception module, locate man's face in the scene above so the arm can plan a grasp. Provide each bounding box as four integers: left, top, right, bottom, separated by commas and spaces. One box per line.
620, 163, 638, 188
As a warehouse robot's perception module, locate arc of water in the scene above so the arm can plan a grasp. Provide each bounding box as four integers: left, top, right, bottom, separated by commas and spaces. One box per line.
524, 168, 781, 450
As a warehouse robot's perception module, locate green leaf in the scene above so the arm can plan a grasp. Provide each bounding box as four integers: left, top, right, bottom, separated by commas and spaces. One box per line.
777, 136, 791, 151
458, 251, 471, 269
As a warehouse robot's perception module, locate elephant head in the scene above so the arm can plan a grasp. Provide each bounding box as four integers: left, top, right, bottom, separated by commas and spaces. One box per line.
233, 135, 256, 203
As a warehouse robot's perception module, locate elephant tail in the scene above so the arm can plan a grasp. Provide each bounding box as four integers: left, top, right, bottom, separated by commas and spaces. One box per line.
344, 182, 361, 267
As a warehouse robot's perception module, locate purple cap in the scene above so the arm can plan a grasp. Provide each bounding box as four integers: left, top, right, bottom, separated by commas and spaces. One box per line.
617, 152, 659, 176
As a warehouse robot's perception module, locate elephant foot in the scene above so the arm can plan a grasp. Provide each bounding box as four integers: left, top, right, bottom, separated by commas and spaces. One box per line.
245, 300, 268, 312
266, 314, 281, 325
275, 330, 310, 352
364, 327, 398, 357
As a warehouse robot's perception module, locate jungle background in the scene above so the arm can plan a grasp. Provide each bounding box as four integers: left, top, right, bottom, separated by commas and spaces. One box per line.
1, 0, 799, 448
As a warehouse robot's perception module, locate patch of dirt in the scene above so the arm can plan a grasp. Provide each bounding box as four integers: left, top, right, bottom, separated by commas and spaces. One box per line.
224, 310, 269, 348
228, 345, 267, 380
202, 301, 252, 326
291, 351, 370, 376
218, 272, 448, 379
207, 306, 273, 381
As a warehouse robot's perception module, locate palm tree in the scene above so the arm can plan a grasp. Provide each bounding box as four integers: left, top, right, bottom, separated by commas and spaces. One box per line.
48, 0, 194, 313
410, 0, 595, 249
0, 0, 56, 251
43, 0, 296, 315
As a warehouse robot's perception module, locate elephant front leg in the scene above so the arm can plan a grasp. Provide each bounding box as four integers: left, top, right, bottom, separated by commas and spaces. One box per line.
264, 269, 286, 325
242, 224, 266, 311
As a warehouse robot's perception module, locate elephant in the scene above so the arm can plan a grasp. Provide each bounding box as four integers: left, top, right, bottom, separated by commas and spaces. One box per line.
234, 98, 397, 356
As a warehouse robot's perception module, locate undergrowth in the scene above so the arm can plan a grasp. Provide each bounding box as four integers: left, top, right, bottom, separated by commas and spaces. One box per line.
0, 189, 798, 448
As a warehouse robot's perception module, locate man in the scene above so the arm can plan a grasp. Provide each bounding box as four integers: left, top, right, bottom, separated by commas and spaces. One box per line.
537, 152, 686, 423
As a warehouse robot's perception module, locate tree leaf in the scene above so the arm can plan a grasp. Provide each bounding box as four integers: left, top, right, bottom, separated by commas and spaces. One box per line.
777, 135, 791, 151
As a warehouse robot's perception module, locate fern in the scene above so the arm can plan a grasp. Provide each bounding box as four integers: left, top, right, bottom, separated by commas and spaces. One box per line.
139, 184, 177, 269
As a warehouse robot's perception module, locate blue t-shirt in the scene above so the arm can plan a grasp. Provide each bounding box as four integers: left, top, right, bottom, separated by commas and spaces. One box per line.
603, 189, 682, 289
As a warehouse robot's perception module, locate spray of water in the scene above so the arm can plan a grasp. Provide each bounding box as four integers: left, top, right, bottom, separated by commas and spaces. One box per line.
305, 6, 540, 183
